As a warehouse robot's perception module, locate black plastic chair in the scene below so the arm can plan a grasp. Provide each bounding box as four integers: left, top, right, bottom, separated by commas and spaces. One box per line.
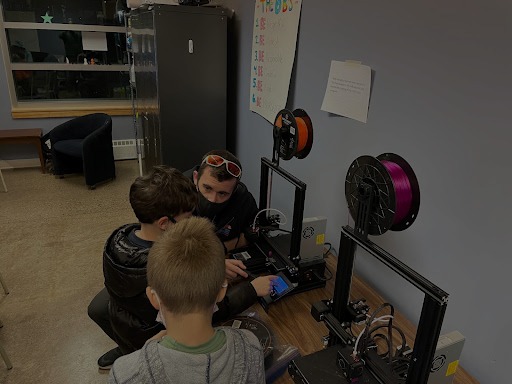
46, 113, 116, 189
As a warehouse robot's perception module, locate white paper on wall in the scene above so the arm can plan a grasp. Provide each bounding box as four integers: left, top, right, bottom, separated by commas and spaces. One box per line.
321, 60, 372, 123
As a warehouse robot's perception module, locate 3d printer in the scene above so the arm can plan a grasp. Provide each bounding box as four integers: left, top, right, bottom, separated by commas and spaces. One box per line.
288, 154, 449, 384
231, 109, 327, 306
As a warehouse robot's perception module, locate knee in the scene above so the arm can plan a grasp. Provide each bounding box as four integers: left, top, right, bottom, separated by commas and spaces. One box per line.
88, 290, 109, 323
87, 297, 100, 322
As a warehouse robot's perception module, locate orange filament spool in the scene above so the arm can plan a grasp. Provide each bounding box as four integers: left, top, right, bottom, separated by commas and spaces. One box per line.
275, 114, 283, 129
293, 109, 313, 159
273, 109, 313, 160
296, 118, 307, 152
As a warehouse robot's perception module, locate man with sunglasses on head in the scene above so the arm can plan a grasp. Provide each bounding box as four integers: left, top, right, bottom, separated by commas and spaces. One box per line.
189, 150, 254, 254
186, 150, 277, 319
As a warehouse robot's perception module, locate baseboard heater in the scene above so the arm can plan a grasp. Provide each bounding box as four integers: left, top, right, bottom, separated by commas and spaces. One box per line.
112, 140, 138, 160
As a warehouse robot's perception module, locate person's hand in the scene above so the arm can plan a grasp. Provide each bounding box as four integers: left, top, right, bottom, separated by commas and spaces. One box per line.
148, 329, 167, 342
225, 258, 248, 279
250, 275, 278, 297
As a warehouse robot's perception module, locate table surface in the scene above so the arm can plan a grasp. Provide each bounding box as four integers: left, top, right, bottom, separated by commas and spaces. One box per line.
0, 128, 42, 138
248, 255, 478, 384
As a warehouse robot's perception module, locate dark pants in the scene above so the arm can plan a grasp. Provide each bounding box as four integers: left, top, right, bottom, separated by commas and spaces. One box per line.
88, 287, 155, 354
88, 288, 116, 344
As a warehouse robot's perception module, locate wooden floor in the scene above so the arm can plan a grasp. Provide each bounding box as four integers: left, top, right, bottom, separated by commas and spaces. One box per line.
249, 255, 478, 384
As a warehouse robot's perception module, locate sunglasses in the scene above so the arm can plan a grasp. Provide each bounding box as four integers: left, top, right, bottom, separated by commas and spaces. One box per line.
202, 155, 242, 178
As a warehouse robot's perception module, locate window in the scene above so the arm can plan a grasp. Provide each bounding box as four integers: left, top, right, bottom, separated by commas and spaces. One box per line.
0, 0, 132, 118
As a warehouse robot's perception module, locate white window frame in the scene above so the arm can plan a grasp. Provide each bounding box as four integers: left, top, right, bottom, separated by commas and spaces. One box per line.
0, 8, 132, 119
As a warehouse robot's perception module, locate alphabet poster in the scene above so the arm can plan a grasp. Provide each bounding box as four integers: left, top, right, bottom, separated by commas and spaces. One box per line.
249, 0, 303, 123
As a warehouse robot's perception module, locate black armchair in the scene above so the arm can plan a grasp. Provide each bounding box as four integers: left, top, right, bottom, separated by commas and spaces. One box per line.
47, 113, 116, 189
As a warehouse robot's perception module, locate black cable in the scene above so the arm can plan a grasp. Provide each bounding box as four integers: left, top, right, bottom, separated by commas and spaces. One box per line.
323, 265, 333, 281
359, 303, 394, 356
323, 242, 332, 257
372, 333, 392, 358
368, 324, 407, 360
309, 264, 334, 282
323, 242, 338, 257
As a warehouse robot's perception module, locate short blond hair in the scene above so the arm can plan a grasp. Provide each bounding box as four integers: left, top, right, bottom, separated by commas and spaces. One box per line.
147, 217, 225, 314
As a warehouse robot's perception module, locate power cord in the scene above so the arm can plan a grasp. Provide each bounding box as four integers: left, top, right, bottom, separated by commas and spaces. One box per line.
323, 242, 338, 257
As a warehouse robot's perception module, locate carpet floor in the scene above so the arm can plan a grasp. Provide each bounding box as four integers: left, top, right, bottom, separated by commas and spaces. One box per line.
0, 160, 140, 384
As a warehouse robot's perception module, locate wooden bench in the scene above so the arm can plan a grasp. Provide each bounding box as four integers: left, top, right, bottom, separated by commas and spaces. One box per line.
0, 128, 45, 174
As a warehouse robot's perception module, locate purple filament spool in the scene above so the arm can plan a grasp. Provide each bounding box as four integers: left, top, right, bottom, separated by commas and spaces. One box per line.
381, 160, 413, 225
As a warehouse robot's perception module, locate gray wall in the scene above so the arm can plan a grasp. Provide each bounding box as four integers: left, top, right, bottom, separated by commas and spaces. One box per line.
222, 0, 509, 382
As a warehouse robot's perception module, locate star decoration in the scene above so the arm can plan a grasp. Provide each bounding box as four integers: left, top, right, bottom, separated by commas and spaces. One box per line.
41, 12, 53, 23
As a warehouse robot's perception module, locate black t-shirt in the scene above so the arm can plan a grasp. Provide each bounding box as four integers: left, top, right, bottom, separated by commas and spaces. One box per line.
185, 166, 259, 242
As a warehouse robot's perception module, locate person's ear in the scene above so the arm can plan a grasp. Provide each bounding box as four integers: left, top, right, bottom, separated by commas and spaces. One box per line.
146, 286, 160, 310
193, 170, 199, 188
157, 216, 170, 231
216, 280, 228, 303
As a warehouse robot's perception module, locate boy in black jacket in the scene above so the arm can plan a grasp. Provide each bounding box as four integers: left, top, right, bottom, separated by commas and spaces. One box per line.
88, 166, 197, 369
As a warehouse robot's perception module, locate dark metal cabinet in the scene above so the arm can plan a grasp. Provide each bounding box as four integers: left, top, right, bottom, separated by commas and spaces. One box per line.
131, 5, 228, 173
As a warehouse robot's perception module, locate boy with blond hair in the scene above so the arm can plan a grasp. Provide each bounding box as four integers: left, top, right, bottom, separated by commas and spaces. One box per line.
109, 217, 265, 383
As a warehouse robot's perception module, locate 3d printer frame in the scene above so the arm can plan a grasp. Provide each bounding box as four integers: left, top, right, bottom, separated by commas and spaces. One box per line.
240, 156, 326, 304
316, 226, 449, 383
256, 157, 305, 276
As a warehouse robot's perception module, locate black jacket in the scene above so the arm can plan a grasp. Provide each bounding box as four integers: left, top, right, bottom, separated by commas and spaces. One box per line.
103, 223, 258, 353
103, 223, 161, 354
